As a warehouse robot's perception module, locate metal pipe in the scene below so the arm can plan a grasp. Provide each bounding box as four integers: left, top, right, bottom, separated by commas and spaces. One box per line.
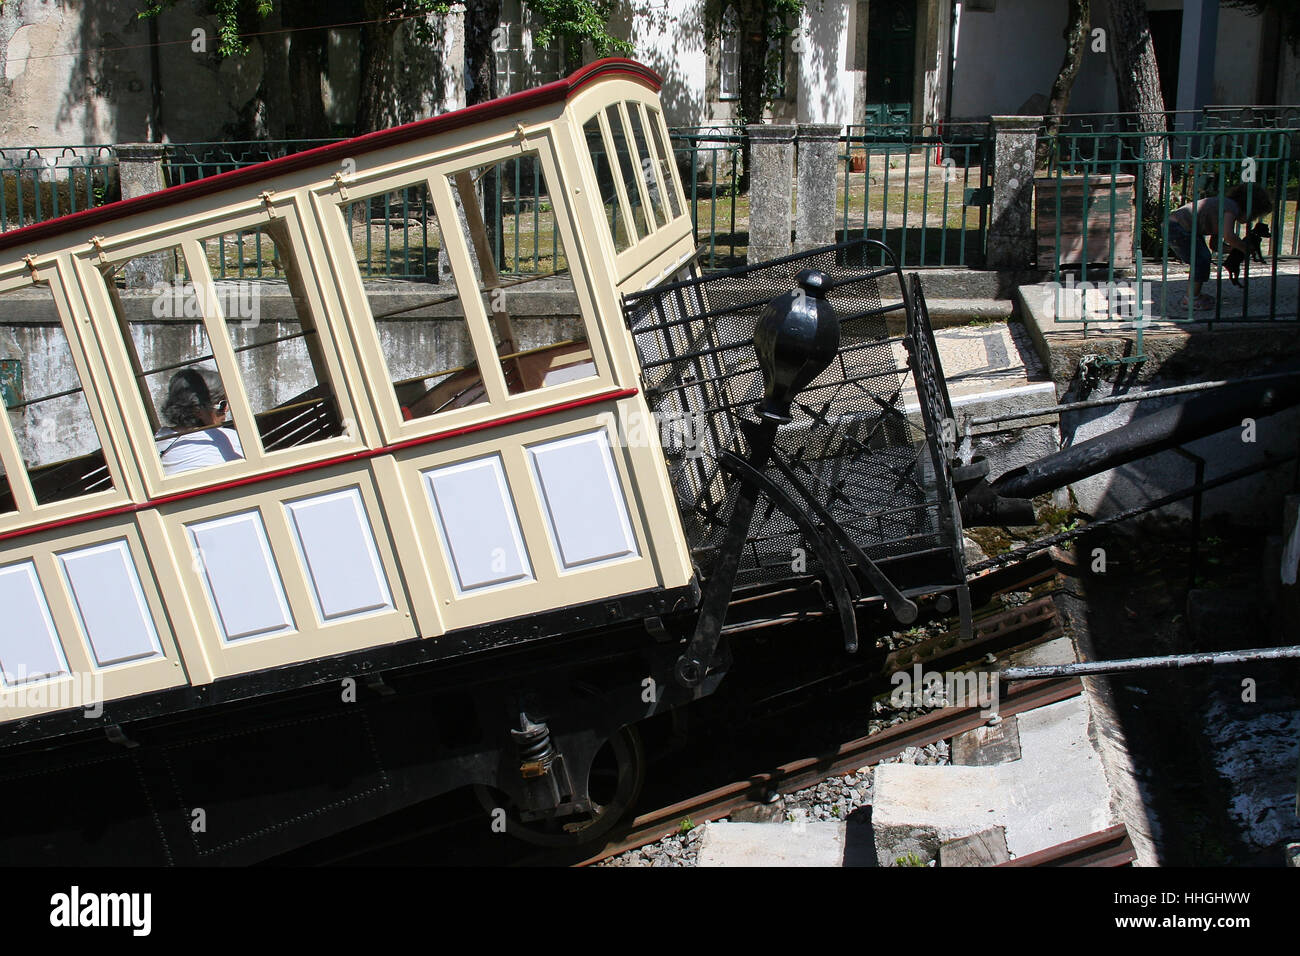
1003, 644, 1300, 681
968, 369, 1300, 428
989, 374, 1300, 500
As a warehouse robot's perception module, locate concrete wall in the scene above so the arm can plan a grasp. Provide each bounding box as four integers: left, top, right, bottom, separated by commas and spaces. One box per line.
950, 0, 1270, 120
0, 1, 459, 145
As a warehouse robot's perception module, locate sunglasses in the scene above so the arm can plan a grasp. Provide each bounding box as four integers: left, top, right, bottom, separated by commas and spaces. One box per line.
214, 400, 228, 415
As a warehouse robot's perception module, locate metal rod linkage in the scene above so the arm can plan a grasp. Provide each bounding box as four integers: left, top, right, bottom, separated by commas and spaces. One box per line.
968, 368, 1300, 428
1004, 644, 1300, 681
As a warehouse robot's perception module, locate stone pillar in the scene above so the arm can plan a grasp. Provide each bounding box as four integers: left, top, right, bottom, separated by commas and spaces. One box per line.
116, 143, 170, 288
746, 124, 796, 264
986, 115, 1040, 271
1176, 0, 1219, 132
795, 124, 841, 252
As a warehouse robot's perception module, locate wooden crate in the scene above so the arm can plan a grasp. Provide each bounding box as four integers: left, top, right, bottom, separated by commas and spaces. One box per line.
1035, 174, 1135, 267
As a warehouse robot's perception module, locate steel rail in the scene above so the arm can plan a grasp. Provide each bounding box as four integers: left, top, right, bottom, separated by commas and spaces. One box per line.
577, 676, 1081, 866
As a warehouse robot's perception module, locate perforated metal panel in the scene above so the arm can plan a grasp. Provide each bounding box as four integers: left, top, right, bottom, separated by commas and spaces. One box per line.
622, 239, 967, 606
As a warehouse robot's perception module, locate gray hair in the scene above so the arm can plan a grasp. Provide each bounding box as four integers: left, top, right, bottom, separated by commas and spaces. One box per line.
160, 367, 226, 429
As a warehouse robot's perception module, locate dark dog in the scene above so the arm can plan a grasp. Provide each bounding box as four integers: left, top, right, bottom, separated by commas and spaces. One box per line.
1225, 221, 1270, 287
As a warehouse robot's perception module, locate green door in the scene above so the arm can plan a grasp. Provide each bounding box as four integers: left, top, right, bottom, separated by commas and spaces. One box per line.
866, 0, 917, 134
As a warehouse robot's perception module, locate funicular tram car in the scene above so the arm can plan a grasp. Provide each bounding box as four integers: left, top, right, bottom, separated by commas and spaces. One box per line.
0, 60, 969, 861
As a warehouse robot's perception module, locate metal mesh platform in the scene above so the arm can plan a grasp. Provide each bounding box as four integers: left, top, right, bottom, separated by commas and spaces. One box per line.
622, 239, 967, 606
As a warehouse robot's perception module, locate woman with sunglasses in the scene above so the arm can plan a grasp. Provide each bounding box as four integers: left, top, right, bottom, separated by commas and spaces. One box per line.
155, 368, 245, 476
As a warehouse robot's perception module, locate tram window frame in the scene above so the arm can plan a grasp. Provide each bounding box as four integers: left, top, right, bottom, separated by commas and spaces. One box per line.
0, 262, 125, 526
80, 205, 359, 492
577, 97, 690, 269
319, 135, 613, 444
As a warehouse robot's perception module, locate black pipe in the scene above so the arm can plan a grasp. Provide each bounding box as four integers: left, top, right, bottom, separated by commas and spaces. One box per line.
988, 373, 1300, 501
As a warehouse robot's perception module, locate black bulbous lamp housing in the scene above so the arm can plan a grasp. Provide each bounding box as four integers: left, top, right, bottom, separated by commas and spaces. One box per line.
753, 269, 840, 422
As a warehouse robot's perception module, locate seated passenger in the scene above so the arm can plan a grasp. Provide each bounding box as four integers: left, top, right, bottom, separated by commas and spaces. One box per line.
155, 369, 244, 476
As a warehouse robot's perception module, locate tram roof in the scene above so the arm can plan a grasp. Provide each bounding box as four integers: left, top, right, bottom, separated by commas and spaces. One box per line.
0, 58, 661, 256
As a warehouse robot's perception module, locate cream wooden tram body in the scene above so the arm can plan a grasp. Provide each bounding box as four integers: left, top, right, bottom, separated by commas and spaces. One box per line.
0, 60, 972, 860
0, 61, 697, 728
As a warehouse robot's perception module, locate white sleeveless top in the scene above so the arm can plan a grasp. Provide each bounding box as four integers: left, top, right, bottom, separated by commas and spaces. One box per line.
155, 426, 245, 476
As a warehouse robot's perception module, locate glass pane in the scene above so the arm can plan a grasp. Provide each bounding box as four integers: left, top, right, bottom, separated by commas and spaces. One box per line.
339, 182, 487, 420
647, 107, 684, 219
584, 117, 632, 252
1, 283, 115, 506
606, 105, 651, 239
213, 224, 344, 453
626, 104, 668, 228
449, 157, 596, 395
100, 247, 247, 477
339, 180, 440, 281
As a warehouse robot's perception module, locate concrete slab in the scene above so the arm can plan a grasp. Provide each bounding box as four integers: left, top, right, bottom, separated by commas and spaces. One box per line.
695, 821, 848, 867
872, 695, 1117, 863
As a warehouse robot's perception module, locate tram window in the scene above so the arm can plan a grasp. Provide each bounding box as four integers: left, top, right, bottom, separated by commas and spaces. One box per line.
340, 179, 441, 281
645, 106, 684, 219
0, 283, 115, 507
447, 157, 597, 395
583, 117, 633, 252
625, 104, 668, 228
99, 246, 247, 476
605, 105, 650, 240
338, 181, 487, 421
211, 224, 344, 453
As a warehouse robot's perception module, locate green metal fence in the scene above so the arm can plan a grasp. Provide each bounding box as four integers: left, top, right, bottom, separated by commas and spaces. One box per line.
1038, 123, 1299, 359
669, 126, 743, 270
0, 146, 119, 233
839, 122, 991, 268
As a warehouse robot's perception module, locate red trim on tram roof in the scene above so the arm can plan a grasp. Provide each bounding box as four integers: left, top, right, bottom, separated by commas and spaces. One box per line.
0, 386, 639, 545
0, 59, 661, 255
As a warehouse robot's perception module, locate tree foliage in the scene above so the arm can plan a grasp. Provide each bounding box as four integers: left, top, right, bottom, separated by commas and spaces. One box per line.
527, 0, 634, 74
136, 0, 274, 58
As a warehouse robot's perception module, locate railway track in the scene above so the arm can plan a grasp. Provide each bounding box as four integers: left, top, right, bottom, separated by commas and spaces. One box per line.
564, 554, 1081, 866
576, 677, 1081, 865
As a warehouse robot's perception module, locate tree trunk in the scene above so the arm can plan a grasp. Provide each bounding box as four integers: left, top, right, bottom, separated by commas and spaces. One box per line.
356, 1, 401, 134
1037, 0, 1090, 169
736, 0, 773, 194
281, 2, 331, 139
1106, 0, 1169, 215
465, 0, 501, 106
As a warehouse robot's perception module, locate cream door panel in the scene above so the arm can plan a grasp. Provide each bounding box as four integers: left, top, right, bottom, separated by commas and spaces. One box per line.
186, 510, 297, 643
526, 430, 638, 572
57, 539, 163, 667
0, 519, 187, 723
284, 487, 395, 623
393, 402, 665, 633
155, 464, 418, 680
0, 560, 69, 685
423, 455, 533, 595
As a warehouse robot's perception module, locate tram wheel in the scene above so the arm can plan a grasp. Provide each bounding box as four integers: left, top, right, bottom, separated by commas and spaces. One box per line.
473, 723, 646, 848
